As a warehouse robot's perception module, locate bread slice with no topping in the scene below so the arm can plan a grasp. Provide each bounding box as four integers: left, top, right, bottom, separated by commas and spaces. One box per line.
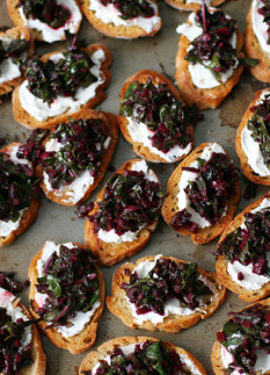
107, 255, 226, 332
28, 242, 105, 354
162, 143, 241, 245
165, 0, 225, 11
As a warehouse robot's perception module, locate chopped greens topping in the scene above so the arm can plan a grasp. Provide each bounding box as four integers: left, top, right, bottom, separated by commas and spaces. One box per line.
121, 259, 213, 315
0, 272, 23, 294
88, 169, 165, 235
17, 0, 71, 29
0, 38, 29, 69
34, 244, 99, 329
120, 78, 199, 154
16, 129, 49, 167
87, 340, 193, 375
99, 0, 155, 20
0, 151, 38, 223
40, 117, 111, 189
171, 152, 238, 233
216, 206, 270, 277
247, 94, 270, 170
217, 304, 270, 375
185, 5, 239, 83
258, 0, 270, 44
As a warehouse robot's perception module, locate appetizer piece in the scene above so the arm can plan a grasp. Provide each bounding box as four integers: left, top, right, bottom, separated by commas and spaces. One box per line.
245, 0, 270, 82
165, 0, 226, 12
107, 255, 226, 332
0, 287, 46, 375
7, 0, 82, 43
216, 193, 270, 302
85, 159, 165, 266
29, 241, 105, 354
36, 109, 118, 206
0, 142, 40, 247
80, 0, 161, 39
236, 89, 270, 185
176, 5, 244, 110
79, 336, 207, 375
0, 26, 33, 99
212, 298, 270, 375
118, 70, 195, 163
162, 143, 240, 245
12, 36, 112, 129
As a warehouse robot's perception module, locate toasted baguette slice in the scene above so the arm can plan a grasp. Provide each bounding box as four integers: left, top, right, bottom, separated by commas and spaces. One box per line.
107, 255, 226, 332
79, 336, 207, 375
7, 0, 82, 43
0, 26, 34, 100
245, 5, 270, 83
162, 143, 241, 245
165, 0, 225, 11
36, 109, 118, 206
12, 43, 112, 130
28, 242, 105, 354
211, 297, 270, 375
175, 14, 244, 110
80, 0, 161, 39
85, 159, 161, 266
0, 142, 40, 247
118, 70, 194, 163
236, 89, 270, 185
216, 192, 270, 303
0, 288, 46, 375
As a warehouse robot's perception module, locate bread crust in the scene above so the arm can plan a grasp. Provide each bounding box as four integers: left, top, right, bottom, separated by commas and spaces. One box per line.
235, 89, 270, 185
211, 297, 270, 375
36, 109, 118, 206
0, 26, 34, 100
28, 242, 105, 354
175, 21, 244, 110
216, 192, 270, 303
245, 6, 270, 83
107, 255, 226, 332
12, 44, 112, 129
0, 142, 40, 247
7, 0, 82, 42
79, 0, 161, 39
165, 0, 225, 11
118, 70, 194, 163
162, 142, 241, 245
84, 159, 161, 266
79, 336, 207, 375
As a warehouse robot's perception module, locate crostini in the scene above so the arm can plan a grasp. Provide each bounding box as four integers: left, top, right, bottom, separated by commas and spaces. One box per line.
118, 70, 195, 163
0, 26, 33, 100
12, 37, 112, 129
36, 109, 118, 206
175, 5, 244, 110
107, 254, 226, 332
165, 0, 226, 11
216, 193, 270, 302
79, 0, 161, 39
245, 0, 270, 82
79, 336, 207, 375
0, 142, 40, 247
236, 88, 270, 185
162, 142, 240, 245
0, 286, 46, 375
28, 241, 105, 354
7, 0, 82, 43
212, 298, 270, 375
85, 159, 165, 266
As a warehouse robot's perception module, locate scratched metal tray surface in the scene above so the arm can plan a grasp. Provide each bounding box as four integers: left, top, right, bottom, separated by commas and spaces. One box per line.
0, 0, 268, 374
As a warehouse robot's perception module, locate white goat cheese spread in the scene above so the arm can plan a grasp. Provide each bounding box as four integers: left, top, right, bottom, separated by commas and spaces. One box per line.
19, 49, 105, 122
18, 0, 82, 43
252, 0, 270, 54
88, 0, 160, 34
97, 159, 158, 243
227, 197, 270, 290
35, 241, 100, 338
176, 143, 226, 229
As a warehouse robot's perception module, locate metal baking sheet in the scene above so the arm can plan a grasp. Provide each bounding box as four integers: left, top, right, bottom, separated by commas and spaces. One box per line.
0, 0, 268, 374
